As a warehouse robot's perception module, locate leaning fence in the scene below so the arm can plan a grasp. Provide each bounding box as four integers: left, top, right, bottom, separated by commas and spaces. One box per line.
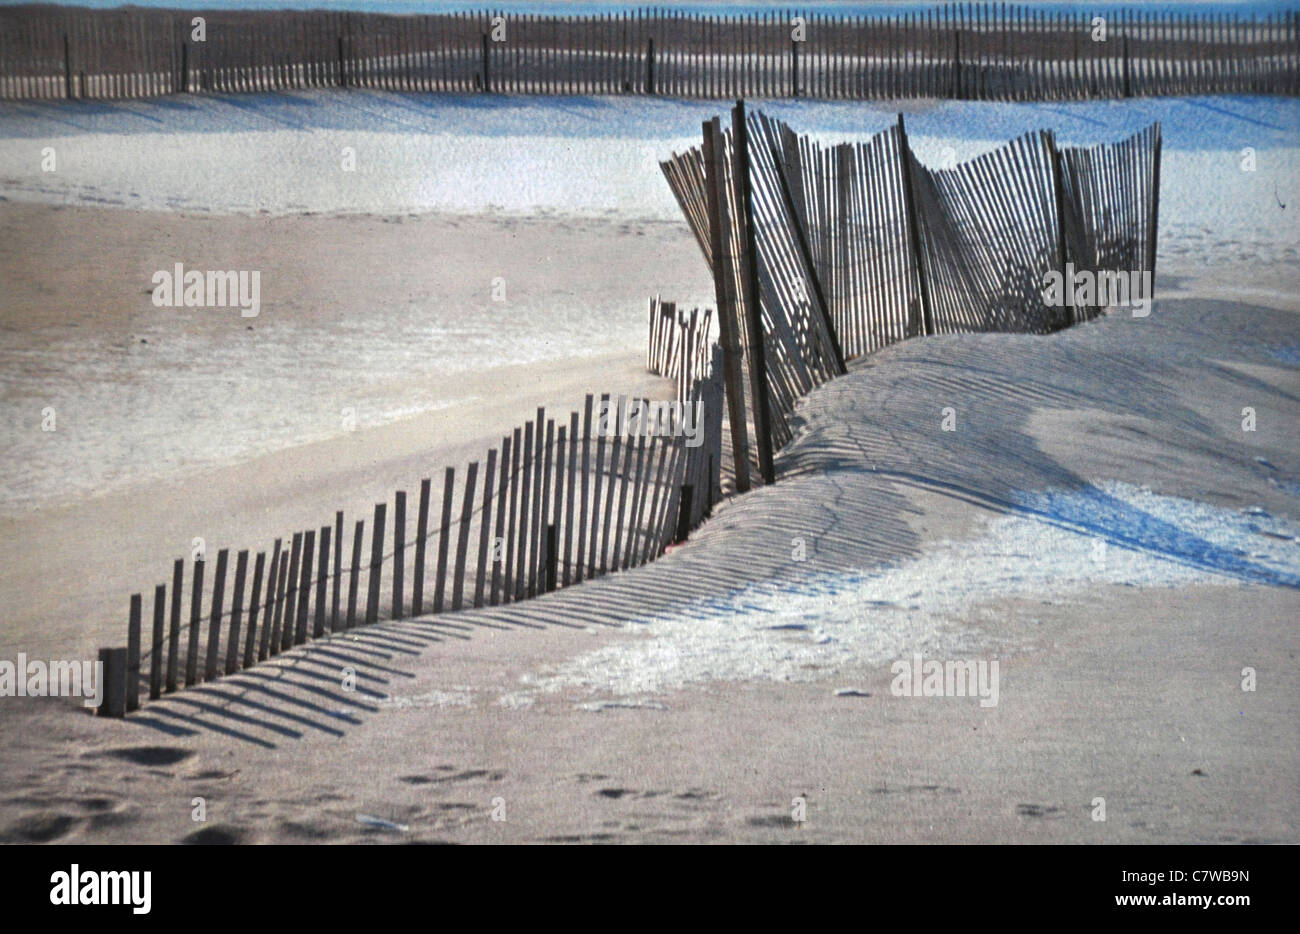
98, 361, 725, 717
659, 104, 1161, 487
1, 4, 1296, 102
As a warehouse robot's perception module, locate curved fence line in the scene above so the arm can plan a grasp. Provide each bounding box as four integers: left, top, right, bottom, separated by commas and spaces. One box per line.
101, 370, 725, 717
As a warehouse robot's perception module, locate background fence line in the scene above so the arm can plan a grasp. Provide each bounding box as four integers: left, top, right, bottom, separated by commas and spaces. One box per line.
102, 364, 724, 717
2, 4, 1296, 102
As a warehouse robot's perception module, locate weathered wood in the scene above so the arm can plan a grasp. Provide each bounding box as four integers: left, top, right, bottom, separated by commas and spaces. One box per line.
282, 533, 301, 650
452, 461, 478, 610
347, 519, 363, 628
365, 504, 385, 625
167, 558, 182, 692
563, 412, 578, 586
702, 117, 752, 493
576, 395, 593, 583
149, 583, 165, 700
98, 647, 127, 717
413, 479, 430, 616
503, 428, 520, 603
244, 550, 266, 669
314, 525, 330, 637
204, 549, 228, 682
545, 524, 558, 591
731, 100, 776, 484
433, 467, 455, 612
332, 510, 343, 630
186, 558, 207, 681
474, 448, 497, 608
491, 435, 510, 605
295, 529, 315, 645
224, 549, 248, 675
392, 490, 406, 619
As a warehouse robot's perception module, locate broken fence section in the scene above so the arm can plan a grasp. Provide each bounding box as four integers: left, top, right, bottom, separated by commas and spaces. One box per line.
659, 103, 1160, 484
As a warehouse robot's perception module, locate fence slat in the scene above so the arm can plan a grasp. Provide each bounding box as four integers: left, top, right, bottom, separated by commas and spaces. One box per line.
452, 461, 478, 610
204, 549, 228, 682
433, 467, 455, 612
224, 549, 248, 675
167, 558, 183, 692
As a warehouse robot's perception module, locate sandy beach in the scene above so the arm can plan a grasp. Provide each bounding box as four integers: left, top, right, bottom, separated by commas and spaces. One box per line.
1, 88, 1297, 845
1, 208, 1296, 841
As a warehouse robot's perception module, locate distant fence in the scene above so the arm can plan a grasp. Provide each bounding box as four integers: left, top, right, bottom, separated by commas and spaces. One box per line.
2, 4, 1296, 102
659, 103, 1160, 487
98, 367, 725, 717
647, 297, 714, 404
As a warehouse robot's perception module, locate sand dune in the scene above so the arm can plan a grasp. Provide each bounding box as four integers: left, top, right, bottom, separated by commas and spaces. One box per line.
1, 268, 1294, 843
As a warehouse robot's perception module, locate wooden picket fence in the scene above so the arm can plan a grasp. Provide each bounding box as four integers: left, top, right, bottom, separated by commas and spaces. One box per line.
659, 103, 1161, 487
2, 4, 1296, 102
97, 367, 724, 717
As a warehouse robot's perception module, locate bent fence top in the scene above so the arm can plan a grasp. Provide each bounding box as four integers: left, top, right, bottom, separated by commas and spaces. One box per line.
660, 103, 1160, 486
1, 3, 1297, 101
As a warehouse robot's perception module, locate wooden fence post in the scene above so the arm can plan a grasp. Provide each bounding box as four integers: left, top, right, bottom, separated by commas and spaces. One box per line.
703, 118, 753, 493
392, 490, 406, 619
186, 557, 204, 686
1123, 35, 1132, 97
294, 530, 314, 645
1146, 123, 1162, 294
167, 558, 182, 692
413, 479, 430, 616
452, 461, 478, 610
347, 519, 364, 628
675, 483, 695, 542
204, 549, 228, 682
896, 114, 935, 337
545, 523, 558, 591
98, 647, 127, 717
244, 550, 265, 669
332, 511, 343, 630
791, 38, 799, 96
126, 594, 141, 712
1046, 131, 1073, 328
224, 550, 248, 675
149, 584, 165, 700
433, 467, 455, 612
366, 504, 385, 625
63, 33, 73, 99
732, 99, 776, 484
314, 526, 330, 637
646, 37, 654, 93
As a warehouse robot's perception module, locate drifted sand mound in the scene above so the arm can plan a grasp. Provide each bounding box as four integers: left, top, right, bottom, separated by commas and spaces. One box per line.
1, 295, 1296, 843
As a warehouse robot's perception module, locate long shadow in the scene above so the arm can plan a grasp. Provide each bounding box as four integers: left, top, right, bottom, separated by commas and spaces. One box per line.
128, 298, 1299, 746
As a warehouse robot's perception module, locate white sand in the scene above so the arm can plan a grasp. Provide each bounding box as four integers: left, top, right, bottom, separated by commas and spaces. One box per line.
1, 243, 1295, 842
0, 92, 1296, 843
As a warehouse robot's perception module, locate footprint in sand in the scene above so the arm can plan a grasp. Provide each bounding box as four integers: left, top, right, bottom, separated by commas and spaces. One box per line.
181, 824, 248, 845
1, 812, 81, 843
94, 746, 195, 767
